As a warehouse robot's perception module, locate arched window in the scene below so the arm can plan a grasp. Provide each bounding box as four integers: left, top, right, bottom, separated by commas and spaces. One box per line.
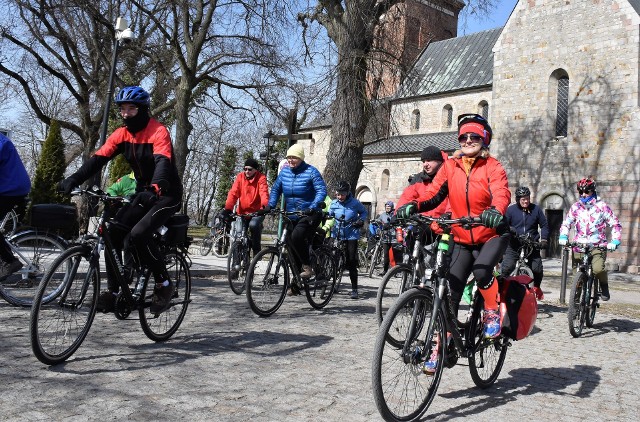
442, 104, 453, 129
411, 109, 420, 130
478, 101, 489, 119
381, 169, 390, 190
549, 69, 569, 138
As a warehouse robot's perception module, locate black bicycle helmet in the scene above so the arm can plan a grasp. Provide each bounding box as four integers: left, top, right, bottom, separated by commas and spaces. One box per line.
115, 86, 151, 106
336, 180, 351, 193
577, 178, 597, 193
515, 186, 531, 199
458, 113, 493, 146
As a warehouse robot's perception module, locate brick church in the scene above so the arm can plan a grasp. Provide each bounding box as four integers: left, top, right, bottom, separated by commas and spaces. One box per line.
299, 0, 640, 272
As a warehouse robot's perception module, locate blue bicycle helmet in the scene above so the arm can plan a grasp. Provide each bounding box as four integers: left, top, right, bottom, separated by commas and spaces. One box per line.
115, 86, 151, 106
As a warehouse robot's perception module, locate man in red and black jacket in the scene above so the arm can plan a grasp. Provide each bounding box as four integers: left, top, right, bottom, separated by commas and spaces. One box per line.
59, 86, 183, 314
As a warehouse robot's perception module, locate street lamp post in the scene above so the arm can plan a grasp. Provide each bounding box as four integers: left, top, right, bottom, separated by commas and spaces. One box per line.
263, 130, 275, 178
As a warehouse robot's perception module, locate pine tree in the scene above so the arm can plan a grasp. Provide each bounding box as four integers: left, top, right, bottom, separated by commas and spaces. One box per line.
108, 154, 132, 186
30, 120, 67, 205
214, 146, 238, 210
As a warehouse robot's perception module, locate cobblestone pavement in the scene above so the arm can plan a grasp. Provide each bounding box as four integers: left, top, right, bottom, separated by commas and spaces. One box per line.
1, 267, 640, 421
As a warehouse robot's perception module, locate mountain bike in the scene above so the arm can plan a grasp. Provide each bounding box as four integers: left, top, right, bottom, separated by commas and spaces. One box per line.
0, 228, 67, 306
321, 215, 366, 294
375, 214, 436, 325
367, 220, 385, 277
199, 215, 231, 258
245, 208, 337, 316
0, 208, 19, 237
566, 241, 607, 338
371, 216, 510, 421
30, 187, 192, 365
227, 212, 257, 295
509, 233, 544, 278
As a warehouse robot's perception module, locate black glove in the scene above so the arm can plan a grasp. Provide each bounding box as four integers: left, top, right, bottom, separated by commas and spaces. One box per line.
58, 177, 79, 195
301, 208, 315, 216
219, 208, 232, 221
382, 223, 391, 230
131, 190, 158, 208
255, 205, 271, 216
352, 220, 364, 228
480, 208, 503, 229
539, 239, 549, 250
396, 201, 418, 219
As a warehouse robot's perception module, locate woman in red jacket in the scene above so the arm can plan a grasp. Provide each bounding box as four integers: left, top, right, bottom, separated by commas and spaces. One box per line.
396, 114, 510, 373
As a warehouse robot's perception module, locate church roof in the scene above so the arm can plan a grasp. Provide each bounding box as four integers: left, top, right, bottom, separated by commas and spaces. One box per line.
364, 131, 459, 157
395, 27, 502, 99
630, 0, 640, 15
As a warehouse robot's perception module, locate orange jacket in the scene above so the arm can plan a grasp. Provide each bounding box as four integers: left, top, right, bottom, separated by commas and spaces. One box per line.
417, 156, 510, 245
225, 171, 269, 214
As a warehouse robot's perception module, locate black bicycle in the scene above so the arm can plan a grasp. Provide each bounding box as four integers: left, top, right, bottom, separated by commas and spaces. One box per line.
367, 220, 385, 277
30, 187, 192, 365
371, 216, 509, 421
509, 233, 544, 278
320, 215, 367, 294
227, 212, 257, 295
566, 241, 607, 338
245, 208, 337, 316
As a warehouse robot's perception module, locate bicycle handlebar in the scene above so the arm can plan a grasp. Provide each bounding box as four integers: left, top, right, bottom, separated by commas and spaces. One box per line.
406, 214, 483, 228
69, 186, 129, 205
563, 241, 607, 251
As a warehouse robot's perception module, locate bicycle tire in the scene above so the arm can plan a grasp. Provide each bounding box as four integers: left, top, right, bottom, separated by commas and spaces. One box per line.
585, 276, 598, 328
568, 272, 587, 337
0, 232, 66, 307
468, 297, 508, 388
372, 288, 444, 421
0, 209, 18, 237
375, 263, 413, 326
305, 247, 337, 309
199, 236, 213, 256
368, 243, 383, 278
227, 241, 248, 295
30, 245, 98, 365
333, 249, 346, 293
357, 248, 368, 273
211, 233, 231, 258
139, 251, 192, 342
512, 265, 534, 279
246, 247, 288, 317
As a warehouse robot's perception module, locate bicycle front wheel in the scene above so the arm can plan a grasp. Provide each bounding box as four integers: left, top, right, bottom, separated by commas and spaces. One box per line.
1, 232, 66, 307
512, 265, 534, 279
368, 243, 383, 278
586, 276, 598, 328
468, 297, 508, 388
568, 272, 587, 337
375, 263, 413, 326
305, 247, 337, 309
357, 248, 368, 273
246, 247, 288, 317
372, 288, 444, 421
199, 236, 213, 256
30, 245, 98, 365
140, 251, 192, 342
211, 233, 231, 258
227, 241, 248, 295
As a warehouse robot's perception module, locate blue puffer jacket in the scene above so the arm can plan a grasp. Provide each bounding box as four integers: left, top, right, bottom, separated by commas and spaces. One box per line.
268, 161, 327, 218
328, 194, 368, 240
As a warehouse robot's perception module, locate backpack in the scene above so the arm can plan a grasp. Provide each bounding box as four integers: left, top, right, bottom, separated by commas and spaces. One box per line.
499, 275, 538, 340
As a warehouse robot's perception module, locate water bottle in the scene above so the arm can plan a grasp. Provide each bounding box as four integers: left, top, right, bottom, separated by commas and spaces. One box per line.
395, 227, 404, 243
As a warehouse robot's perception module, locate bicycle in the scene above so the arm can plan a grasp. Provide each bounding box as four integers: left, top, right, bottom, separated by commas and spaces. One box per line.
367, 220, 385, 278
227, 212, 257, 295
371, 216, 510, 421
566, 241, 607, 338
29, 187, 192, 365
375, 214, 436, 325
321, 215, 367, 294
509, 233, 544, 278
199, 218, 231, 258
0, 208, 19, 237
245, 208, 337, 316
0, 228, 67, 307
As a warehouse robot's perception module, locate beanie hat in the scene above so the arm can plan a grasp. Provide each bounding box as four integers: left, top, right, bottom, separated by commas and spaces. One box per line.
244, 158, 259, 170
286, 144, 305, 160
420, 146, 444, 162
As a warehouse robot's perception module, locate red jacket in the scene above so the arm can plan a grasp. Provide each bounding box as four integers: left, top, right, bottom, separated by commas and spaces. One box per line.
225, 171, 269, 214
417, 156, 510, 245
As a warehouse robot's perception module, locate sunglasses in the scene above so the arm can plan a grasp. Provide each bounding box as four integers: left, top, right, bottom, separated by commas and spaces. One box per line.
578, 188, 594, 194
458, 133, 484, 143
243, 167, 255, 171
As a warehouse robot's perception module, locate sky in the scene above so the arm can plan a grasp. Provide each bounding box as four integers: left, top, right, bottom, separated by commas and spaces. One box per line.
457, 0, 519, 35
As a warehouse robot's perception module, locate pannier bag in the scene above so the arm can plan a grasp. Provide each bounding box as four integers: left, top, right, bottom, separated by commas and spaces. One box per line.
499, 275, 538, 340
162, 214, 189, 245
30, 204, 79, 237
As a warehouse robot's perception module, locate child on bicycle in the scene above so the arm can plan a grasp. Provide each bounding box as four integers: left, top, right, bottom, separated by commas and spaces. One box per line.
558, 178, 622, 301
396, 114, 511, 375
0, 133, 31, 280
58, 86, 183, 314
326, 181, 367, 299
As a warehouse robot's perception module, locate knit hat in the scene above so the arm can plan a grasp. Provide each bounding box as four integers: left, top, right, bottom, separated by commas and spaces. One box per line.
421, 146, 444, 162
286, 144, 305, 160
244, 158, 259, 170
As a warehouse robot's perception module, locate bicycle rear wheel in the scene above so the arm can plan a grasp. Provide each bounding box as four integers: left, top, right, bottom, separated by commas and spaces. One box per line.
227, 240, 248, 295
199, 236, 213, 256
30, 245, 98, 365
211, 233, 231, 258
305, 247, 337, 309
586, 276, 598, 328
372, 288, 444, 421
368, 243, 383, 278
568, 272, 587, 337
468, 297, 508, 388
375, 263, 413, 326
1, 232, 66, 307
246, 247, 288, 317
140, 251, 192, 342
357, 248, 368, 273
